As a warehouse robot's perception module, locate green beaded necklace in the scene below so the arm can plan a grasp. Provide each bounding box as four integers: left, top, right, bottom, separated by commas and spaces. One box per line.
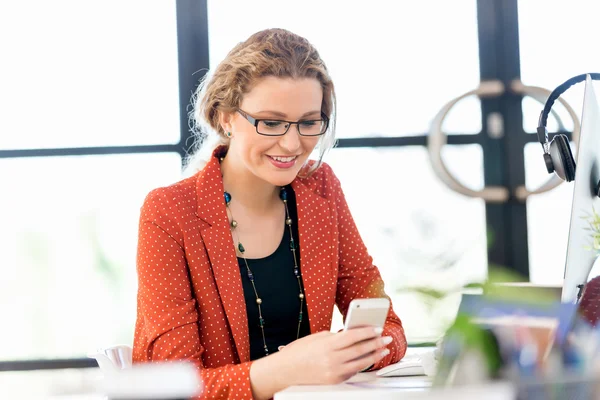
224, 186, 306, 357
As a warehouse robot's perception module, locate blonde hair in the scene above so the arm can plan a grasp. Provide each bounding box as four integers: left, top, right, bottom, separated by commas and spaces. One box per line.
183, 28, 337, 177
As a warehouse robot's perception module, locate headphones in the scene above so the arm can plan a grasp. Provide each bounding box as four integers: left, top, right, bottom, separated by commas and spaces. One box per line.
537, 73, 600, 182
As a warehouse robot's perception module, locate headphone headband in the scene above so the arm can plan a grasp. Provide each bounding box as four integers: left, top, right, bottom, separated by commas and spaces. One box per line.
537, 73, 600, 146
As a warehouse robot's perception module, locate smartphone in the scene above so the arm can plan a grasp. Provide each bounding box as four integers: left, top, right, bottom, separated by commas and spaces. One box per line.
343, 298, 390, 332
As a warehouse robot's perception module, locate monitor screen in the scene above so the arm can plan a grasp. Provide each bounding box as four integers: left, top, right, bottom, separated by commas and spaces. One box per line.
562, 75, 600, 303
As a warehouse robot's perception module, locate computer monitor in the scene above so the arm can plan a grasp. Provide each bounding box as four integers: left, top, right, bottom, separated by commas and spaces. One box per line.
562, 75, 600, 303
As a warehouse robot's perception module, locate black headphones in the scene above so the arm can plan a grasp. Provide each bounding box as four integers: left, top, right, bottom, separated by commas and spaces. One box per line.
537, 73, 600, 182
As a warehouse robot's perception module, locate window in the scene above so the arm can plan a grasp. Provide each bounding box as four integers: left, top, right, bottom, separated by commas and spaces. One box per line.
0, 154, 181, 360
5, 0, 570, 364
327, 146, 487, 341
519, 0, 600, 283
207, 0, 481, 138
523, 143, 573, 285
0, 1, 180, 150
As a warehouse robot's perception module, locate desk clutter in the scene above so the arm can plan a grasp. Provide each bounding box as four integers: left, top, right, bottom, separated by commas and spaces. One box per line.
427, 290, 600, 399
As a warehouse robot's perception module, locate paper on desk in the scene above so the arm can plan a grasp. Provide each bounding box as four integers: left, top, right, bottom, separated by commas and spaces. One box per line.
349, 379, 432, 390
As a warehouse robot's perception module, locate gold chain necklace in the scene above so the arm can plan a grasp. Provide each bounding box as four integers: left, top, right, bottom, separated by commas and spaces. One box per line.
224, 187, 306, 357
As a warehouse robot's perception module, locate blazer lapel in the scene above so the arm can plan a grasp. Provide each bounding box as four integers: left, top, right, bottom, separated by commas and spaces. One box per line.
292, 179, 337, 333
195, 153, 250, 363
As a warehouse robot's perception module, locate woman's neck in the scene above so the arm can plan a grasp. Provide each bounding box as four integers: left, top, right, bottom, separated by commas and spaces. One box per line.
220, 154, 281, 214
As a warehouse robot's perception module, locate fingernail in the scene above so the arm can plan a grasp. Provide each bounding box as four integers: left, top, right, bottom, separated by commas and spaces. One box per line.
374, 327, 383, 335
278, 346, 285, 351
380, 348, 390, 358
382, 336, 393, 345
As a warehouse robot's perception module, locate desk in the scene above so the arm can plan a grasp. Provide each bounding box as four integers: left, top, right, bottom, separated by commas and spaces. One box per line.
0, 363, 200, 399
275, 373, 514, 400
274, 372, 432, 400
0, 368, 103, 399
275, 347, 435, 399
274, 346, 515, 400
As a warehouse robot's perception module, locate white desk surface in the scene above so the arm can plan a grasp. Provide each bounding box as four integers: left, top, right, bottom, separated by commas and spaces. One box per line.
274, 373, 515, 400
275, 347, 435, 400
0, 368, 103, 399
274, 347, 516, 400
274, 371, 432, 400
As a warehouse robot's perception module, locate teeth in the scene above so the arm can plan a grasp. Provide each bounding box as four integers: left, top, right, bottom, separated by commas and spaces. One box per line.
271, 156, 296, 162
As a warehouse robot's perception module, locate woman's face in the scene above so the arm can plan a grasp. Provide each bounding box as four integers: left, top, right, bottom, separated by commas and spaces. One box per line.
222, 76, 324, 187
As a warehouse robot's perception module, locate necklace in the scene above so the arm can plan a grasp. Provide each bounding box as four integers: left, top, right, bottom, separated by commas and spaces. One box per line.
224, 187, 306, 357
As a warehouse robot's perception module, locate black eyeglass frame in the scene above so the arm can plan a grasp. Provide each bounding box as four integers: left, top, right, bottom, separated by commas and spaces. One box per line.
236, 109, 329, 137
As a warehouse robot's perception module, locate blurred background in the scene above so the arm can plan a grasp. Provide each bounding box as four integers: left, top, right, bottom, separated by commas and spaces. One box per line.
1, 0, 599, 366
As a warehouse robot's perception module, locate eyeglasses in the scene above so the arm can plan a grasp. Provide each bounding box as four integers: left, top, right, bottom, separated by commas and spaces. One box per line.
236, 109, 329, 136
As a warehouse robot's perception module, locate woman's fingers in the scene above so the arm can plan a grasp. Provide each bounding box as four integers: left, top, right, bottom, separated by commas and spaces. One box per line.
340, 336, 393, 363
341, 336, 392, 363
331, 326, 383, 350
342, 348, 390, 376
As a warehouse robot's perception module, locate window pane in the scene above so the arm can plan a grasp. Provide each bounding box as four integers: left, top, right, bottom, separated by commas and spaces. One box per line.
524, 143, 573, 285
327, 146, 487, 342
0, 1, 180, 150
207, 0, 481, 138
519, 0, 600, 132
0, 153, 182, 360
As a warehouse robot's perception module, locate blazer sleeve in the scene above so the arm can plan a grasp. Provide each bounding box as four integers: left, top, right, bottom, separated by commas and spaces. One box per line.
132, 189, 255, 400
324, 164, 408, 369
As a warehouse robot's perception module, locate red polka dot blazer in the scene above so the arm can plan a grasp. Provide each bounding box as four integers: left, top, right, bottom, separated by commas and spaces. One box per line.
133, 148, 407, 399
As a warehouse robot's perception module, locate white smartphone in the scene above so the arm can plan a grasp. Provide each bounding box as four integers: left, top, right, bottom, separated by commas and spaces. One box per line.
343, 298, 390, 332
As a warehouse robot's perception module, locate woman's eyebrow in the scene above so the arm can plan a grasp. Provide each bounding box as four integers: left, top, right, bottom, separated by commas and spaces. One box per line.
255, 110, 321, 118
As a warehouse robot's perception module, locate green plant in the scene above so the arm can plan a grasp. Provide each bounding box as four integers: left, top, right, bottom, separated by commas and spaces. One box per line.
582, 206, 600, 253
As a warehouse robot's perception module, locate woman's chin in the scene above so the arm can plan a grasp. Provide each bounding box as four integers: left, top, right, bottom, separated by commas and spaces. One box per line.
253, 157, 307, 186
266, 175, 296, 187
260, 168, 299, 187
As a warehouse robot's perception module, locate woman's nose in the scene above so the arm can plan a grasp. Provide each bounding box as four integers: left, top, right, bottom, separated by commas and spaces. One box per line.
278, 126, 302, 153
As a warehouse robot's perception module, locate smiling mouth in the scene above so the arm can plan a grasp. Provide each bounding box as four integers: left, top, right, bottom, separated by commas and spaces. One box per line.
267, 155, 298, 162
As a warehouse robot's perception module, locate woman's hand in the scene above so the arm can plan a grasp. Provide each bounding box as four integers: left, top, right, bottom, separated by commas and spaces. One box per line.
250, 327, 392, 400
276, 327, 392, 385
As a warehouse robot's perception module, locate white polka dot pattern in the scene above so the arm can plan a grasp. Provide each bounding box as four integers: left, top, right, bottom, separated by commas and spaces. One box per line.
133, 147, 407, 399
580, 276, 600, 327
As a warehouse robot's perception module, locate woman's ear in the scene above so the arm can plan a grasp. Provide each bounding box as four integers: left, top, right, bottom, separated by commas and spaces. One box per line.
218, 111, 234, 135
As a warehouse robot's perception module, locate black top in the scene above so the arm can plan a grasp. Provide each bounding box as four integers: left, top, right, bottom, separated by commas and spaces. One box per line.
237, 186, 311, 360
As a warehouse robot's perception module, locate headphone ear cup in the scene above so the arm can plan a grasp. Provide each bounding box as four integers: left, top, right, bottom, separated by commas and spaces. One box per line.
549, 134, 576, 182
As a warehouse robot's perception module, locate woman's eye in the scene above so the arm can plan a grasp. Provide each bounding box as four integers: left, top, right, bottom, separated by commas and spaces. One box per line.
300, 120, 317, 126
263, 120, 283, 127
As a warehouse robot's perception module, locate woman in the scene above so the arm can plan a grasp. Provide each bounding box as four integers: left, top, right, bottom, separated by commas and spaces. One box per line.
133, 28, 407, 400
